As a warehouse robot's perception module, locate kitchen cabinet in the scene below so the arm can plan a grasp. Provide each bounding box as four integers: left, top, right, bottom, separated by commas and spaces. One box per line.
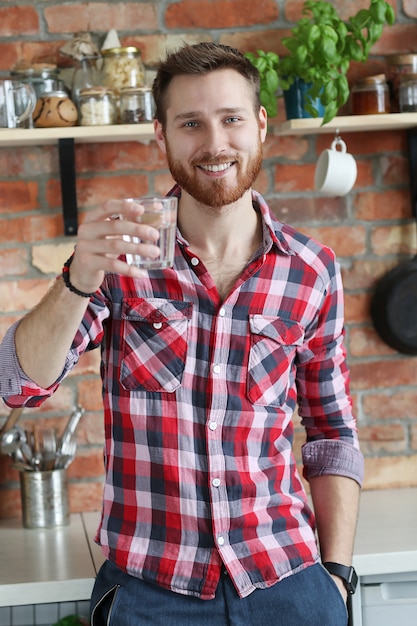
2, 112, 417, 235
351, 487, 417, 625
1, 487, 416, 625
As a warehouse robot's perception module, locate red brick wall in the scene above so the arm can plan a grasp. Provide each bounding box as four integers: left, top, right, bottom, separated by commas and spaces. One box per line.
1, 0, 417, 518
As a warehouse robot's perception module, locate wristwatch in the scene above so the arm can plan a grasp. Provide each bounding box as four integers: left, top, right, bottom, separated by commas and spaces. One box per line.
322, 561, 358, 595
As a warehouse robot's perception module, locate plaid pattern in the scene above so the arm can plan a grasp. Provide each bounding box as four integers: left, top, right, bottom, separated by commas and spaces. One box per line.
0, 187, 363, 600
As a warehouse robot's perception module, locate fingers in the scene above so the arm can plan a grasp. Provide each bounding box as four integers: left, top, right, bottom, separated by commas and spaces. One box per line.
67, 199, 164, 291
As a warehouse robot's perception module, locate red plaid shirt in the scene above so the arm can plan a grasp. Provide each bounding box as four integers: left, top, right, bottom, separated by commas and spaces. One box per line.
1, 187, 363, 600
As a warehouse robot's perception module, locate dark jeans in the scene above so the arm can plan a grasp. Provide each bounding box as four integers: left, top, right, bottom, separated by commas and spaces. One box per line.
90, 560, 348, 626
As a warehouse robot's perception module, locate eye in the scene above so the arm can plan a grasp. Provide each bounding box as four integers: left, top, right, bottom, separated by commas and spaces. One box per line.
184, 120, 199, 128
225, 116, 240, 124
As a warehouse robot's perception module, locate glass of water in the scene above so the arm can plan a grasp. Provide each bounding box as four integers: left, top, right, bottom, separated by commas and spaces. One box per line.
122, 196, 178, 269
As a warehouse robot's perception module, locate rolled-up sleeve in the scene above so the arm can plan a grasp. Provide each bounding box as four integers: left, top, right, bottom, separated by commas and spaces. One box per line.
0, 321, 79, 407
0, 290, 109, 408
302, 439, 364, 487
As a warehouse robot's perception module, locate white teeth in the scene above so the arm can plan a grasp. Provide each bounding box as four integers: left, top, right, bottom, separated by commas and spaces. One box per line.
200, 162, 232, 172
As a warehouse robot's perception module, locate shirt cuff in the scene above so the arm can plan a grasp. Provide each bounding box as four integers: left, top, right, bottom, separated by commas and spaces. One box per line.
302, 439, 364, 487
0, 321, 77, 400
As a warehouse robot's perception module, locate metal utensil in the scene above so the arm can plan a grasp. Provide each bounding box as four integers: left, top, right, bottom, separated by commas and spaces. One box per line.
0, 407, 23, 436
57, 405, 84, 454
0, 425, 25, 455
54, 439, 77, 470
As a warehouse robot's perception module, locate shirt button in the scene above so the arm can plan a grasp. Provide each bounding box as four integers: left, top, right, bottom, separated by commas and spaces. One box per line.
153, 322, 163, 329
217, 536, 225, 546
219, 307, 226, 317
213, 364, 221, 374
191, 257, 199, 266
212, 478, 221, 487
209, 421, 218, 431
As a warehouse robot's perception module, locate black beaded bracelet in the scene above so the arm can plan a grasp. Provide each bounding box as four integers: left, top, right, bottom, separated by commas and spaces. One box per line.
62, 256, 95, 299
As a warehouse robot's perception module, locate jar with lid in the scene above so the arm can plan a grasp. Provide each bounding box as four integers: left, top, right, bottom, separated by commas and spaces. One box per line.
385, 54, 417, 112
10, 63, 62, 100
32, 90, 78, 128
399, 73, 417, 112
101, 47, 145, 98
120, 86, 155, 124
351, 74, 390, 115
79, 87, 116, 125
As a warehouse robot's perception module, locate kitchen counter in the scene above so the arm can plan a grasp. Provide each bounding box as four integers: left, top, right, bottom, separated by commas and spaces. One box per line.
0, 512, 98, 607
353, 487, 417, 576
1, 487, 416, 610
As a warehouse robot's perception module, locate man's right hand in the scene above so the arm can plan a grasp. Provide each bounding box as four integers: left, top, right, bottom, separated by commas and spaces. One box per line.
69, 198, 162, 295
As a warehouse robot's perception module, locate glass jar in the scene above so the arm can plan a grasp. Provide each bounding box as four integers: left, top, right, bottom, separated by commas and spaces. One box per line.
399, 73, 417, 112
71, 57, 101, 109
351, 74, 390, 115
101, 47, 145, 98
385, 54, 417, 112
120, 86, 155, 123
79, 87, 116, 125
32, 90, 78, 128
11, 64, 62, 100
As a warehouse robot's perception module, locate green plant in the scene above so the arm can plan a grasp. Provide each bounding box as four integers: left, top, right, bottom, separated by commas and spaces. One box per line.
245, 0, 395, 124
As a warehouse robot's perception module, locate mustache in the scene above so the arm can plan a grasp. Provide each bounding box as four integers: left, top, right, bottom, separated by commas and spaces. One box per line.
191, 154, 239, 167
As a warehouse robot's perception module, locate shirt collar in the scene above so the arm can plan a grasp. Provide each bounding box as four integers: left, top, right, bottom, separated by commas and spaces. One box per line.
168, 184, 291, 256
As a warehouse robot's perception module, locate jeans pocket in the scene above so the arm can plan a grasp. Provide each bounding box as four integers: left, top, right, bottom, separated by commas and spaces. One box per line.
320, 564, 349, 622
90, 584, 120, 626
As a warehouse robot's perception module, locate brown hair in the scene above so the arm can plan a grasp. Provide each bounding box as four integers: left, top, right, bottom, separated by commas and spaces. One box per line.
152, 42, 261, 125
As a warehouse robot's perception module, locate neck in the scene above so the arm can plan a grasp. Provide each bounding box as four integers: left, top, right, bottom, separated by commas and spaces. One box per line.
177, 188, 260, 258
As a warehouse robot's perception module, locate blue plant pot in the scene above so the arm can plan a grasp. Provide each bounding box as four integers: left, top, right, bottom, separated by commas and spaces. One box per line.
283, 77, 325, 119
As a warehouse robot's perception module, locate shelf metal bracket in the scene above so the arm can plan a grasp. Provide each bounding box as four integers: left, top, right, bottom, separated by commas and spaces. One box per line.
407, 127, 417, 218
58, 138, 78, 236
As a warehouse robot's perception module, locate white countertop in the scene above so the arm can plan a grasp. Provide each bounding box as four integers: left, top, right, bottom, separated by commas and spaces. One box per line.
0, 513, 99, 607
1, 487, 416, 607
353, 487, 417, 577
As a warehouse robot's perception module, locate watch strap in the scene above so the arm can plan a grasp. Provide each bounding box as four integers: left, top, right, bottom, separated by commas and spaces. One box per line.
322, 561, 358, 595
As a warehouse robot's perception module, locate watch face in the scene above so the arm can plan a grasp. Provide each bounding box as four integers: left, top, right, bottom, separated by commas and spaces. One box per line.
346, 567, 358, 594
322, 562, 358, 594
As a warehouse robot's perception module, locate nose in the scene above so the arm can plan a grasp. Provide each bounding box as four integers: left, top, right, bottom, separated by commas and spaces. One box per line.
201, 122, 227, 156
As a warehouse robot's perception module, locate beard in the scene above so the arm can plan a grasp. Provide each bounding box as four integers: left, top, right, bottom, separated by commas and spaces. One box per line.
164, 136, 263, 208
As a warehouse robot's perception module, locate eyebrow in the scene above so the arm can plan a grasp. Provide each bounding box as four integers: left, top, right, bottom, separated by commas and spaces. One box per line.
173, 107, 248, 122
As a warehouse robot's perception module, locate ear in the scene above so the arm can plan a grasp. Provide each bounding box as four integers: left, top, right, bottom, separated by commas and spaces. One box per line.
154, 119, 167, 154
259, 106, 268, 143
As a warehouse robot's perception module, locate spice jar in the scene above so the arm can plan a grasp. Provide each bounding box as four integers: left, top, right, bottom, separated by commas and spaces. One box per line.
399, 74, 417, 112
385, 54, 417, 112
120, 86, 155, 124
101, 47, 145, 98
351, 74, 390, 115
79, 87, 116, 125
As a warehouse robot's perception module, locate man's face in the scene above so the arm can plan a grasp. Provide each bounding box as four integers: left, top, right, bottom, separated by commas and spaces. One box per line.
154, 69, 267, 208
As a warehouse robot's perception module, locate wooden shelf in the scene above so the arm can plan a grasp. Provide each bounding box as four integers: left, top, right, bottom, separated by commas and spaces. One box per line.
1, 114, 416, 236
1, 114, 416, 147
0, 123, 155, 147
274, 112, 417, 135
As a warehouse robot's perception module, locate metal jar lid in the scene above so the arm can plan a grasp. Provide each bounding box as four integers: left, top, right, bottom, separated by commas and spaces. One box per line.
38, 90, 70, 99
102, 46, 141, 57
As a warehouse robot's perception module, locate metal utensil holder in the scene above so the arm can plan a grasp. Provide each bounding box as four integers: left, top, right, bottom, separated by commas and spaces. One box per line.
19, 468, 69, 528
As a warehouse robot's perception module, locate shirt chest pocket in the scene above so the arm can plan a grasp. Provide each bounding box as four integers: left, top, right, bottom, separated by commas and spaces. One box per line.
120, 298, 193, 392
247, 315, 305, 407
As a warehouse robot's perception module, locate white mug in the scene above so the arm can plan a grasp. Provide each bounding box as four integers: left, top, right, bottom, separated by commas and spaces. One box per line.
314, 138, 357, 196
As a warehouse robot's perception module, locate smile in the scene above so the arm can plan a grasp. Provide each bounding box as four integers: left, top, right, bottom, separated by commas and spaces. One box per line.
199, 162, 234, 172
